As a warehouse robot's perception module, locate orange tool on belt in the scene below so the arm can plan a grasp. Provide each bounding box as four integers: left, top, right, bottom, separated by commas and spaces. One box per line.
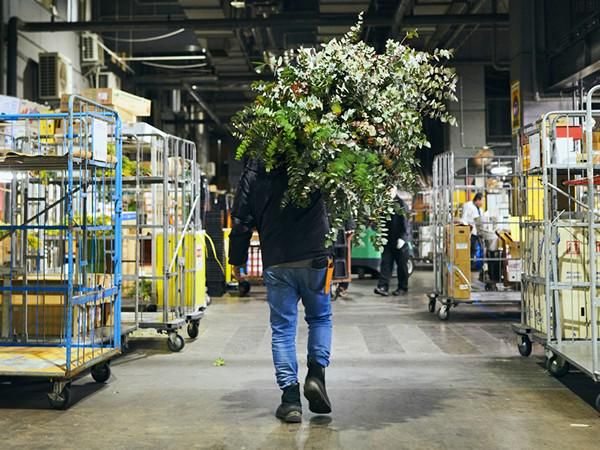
324, 257, 334, 295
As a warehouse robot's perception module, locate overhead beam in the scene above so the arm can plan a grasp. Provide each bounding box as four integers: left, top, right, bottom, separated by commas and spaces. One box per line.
185, 83, 225, 130
18, 14, 509, 33
390, 0, 415, 39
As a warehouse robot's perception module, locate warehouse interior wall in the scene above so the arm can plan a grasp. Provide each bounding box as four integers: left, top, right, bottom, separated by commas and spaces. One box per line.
447, 65, 487, 154
2, 0, 88, 100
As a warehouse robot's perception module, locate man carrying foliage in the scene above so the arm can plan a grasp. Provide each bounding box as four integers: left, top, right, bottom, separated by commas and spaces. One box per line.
229, 158, 333, 423
230, 14, 456, 423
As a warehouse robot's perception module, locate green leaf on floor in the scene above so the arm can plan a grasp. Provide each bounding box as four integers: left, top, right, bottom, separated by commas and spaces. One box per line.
213, 357, 226, 367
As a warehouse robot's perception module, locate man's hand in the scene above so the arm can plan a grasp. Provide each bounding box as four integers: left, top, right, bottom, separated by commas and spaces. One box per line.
233, 266, 245, 281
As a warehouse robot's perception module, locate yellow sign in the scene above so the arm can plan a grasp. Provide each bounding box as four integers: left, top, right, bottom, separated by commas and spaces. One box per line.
511, 80, 521, 134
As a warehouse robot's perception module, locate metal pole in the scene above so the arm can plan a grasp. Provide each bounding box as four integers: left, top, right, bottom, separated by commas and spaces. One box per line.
585, 85, 600, 377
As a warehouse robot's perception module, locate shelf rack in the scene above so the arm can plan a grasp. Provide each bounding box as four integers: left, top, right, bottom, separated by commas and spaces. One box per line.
0, 95, 122, 409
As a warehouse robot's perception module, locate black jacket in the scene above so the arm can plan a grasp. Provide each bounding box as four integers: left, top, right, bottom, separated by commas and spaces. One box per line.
228, 159, 330, 268
385, 197, 411, 250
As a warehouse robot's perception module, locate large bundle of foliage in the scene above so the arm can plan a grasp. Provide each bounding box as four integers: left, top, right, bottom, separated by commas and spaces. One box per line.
232, 15, 457, 246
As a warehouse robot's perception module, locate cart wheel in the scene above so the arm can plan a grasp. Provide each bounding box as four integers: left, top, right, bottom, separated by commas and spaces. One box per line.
547, 356, 570, 378
48, 383, 71, 410
91, 363, 111, 383
428, 298, 436, 313
407, 258, 414, 277
517, 336, 532, 357
121, 335, 130, 353
187, 321, 200, 339
239, 280, 251, 297
357, 268, 366, 280
438, 305, 449, 321
167, 333, 185, 352
595, 393, 600, 412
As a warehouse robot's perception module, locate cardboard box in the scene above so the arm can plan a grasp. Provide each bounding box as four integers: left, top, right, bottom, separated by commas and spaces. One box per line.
524, 282, 546, 332
445, 224, 470, 263
447, 263, 471, 299
81, 88, 151, 117
0, 95, 50, 115
444, 224, 471, 299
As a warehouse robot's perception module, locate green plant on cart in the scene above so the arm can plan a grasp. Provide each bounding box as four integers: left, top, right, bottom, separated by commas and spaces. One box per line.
232, 15, 457, 247
0, 221, 40, 251
139, 279, 153, 302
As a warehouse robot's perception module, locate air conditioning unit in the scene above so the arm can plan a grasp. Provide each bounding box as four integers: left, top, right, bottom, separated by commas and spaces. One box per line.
81, 32, 104, 66
98, 72, 121, 90
38, 52, 73, 101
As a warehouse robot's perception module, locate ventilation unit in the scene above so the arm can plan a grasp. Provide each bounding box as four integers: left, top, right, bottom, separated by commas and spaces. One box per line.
98, 72, 121, 90
81, 32, 104, 66
39, 53, 73, 101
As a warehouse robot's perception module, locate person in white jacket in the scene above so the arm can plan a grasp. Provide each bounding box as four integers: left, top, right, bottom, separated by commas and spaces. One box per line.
461, 192, 484, 262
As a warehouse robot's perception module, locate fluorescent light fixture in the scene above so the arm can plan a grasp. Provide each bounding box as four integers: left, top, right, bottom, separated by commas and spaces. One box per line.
231, 1, 246, 8
192, 84, 198, 90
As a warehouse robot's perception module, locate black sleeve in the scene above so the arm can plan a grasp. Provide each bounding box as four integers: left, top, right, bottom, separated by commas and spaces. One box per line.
229, 167, 256, 267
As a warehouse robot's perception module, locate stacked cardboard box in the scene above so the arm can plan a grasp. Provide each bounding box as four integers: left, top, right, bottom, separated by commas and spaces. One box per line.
445, 224, 471, 299
0, 292, 113, 338
555, 224, 600, 339
60, 88, 151, 124
524, 222, 600, 339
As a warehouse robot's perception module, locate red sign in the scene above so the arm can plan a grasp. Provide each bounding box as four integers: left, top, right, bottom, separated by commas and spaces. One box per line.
566, 240, 581, 255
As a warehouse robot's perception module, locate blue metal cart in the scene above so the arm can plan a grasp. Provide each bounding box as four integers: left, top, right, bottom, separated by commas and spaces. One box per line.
0, 95, 122, 409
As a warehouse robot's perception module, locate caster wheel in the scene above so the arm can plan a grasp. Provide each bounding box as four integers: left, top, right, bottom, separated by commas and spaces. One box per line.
595, 394, 600, 412
438, 305, 449, 321
517, 336, 532, 357
428, 299, 436, 313
357, 268, 366, 280
121, 335, 130, 352
91, 363, 111, 383
187, 321, 200, 339
48, 383, 71, 410
407, 258, 414, 277
167, 333, 185, 352
239, 280, 251, 297
547, 356, 570, 378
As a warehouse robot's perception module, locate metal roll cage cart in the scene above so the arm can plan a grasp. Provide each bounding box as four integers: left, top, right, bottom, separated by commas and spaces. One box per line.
512, 85, 600, 410
120, 124, 204, 352
0, 95, 122, 409
411, 189, 433, 267
429, 151, 521, 320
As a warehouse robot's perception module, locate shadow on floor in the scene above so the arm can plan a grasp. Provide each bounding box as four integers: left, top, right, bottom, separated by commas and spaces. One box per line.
535, 360, 600, 411
0, 378, 106, 410
220, 383, 465, 433
257, 416, 343, 450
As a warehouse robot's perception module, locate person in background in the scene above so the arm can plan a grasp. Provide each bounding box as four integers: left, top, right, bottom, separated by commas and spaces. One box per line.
229, 158, 333, 424
374, 190, 411, 297
461, 192, 484, 260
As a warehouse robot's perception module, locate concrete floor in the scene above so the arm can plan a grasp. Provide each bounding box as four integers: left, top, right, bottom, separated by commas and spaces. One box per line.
1, 270, 599, 449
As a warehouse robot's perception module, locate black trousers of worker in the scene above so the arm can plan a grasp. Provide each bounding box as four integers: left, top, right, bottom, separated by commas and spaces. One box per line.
377, 245, 409, 292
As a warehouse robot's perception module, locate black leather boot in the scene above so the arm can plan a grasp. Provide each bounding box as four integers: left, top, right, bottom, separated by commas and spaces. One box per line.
275, 383, 302, 423
304, 360, 332, 414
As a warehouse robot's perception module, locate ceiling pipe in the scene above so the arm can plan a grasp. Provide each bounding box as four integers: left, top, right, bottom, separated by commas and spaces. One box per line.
18, 14, 509, 33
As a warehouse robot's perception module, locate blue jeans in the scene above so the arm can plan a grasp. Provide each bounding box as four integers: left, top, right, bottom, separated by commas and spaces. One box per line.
263, 266, 333, 389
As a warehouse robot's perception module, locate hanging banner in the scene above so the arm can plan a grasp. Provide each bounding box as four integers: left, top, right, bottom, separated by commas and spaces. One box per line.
511, 80, 521, 134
